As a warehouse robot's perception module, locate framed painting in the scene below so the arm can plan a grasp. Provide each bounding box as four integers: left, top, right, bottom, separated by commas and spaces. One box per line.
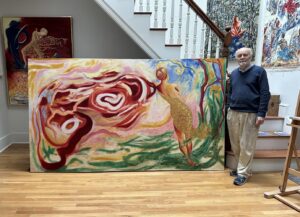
1, 17, 73, 105
262, 0, 300, 67
207, 0, 260, 59
29, 58, 226, 172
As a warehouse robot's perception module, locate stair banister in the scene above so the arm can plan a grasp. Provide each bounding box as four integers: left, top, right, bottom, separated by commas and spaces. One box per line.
96, 0, 232, 59
183, 0, 231, 58
184, 0, 224, 40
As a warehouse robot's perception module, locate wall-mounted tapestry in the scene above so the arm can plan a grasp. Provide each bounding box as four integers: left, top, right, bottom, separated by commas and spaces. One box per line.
262, 0, 300, 67
29, 58, 226, 172
207, 0, 260, 59
2, 17, 73, 105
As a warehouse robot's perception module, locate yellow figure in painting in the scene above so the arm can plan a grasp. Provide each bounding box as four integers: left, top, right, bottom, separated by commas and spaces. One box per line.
21, 27, 48, 67
156, 67, 197, 166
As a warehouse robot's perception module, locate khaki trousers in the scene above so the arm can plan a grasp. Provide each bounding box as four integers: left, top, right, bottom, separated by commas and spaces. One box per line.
227, 109, 259, 178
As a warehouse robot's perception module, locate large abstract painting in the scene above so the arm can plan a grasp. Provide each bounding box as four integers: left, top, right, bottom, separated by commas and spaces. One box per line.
207, 0, 260, 59
2, 17, 73, 105
29, 58, 226, 172
262, 0, 300, 67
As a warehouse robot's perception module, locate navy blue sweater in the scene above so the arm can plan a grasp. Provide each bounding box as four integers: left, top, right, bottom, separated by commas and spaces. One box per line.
228, 65, 271, 117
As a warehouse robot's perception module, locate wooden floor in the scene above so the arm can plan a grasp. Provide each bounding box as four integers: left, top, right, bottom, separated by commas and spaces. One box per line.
0, 144, 299, 217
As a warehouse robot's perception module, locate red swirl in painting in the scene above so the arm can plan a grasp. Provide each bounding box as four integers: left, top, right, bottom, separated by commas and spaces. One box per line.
34, 71, 156, 170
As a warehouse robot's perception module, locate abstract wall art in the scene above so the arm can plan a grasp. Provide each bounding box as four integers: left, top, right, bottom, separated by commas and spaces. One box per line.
262, 0, 300, 67
29, 58, 226, 172
207, 0, 260, 59
2, 17, 73, 105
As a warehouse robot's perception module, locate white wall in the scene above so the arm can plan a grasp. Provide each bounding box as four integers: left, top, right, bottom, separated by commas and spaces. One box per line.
0, 0, 149, 149
267, 69, 300, 132
0, 75, 9, 151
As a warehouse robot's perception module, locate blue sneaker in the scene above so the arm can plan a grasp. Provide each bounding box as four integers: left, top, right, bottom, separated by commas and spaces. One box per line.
233, 175, 248, 186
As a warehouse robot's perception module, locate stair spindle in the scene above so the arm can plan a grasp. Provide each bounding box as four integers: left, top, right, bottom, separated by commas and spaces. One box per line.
192, 13, 198, 58
215, 37, 220, 58
139, 0, 144, 12
154, 0, 159, 28
162, 0, 167, 28
184, 6, 191, 58
199, 24, 206, 58
207, 29, 212, 58
177, 0, 183, 44
169, 0, 175, 44
146, 0, 150, 12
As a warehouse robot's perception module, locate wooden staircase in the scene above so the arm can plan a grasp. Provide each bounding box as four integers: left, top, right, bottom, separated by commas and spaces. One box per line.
95, 0, 231, 59
225, 116, 299, 172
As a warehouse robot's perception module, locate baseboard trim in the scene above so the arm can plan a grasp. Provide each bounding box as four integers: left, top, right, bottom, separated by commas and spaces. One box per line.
0, 134, 10, 152
0, 132, 29, 152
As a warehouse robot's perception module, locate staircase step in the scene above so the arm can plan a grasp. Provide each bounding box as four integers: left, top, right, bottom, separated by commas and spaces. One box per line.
150, 28, 168, 31
226, 150, 300, 159
165, 44, 183, 47
265, 116, 285, 120
254, 149, 300, 158
260, 116, 284, 132
256, 131, 289, 150
258, 131, 289, 138
226, 150, 300, 172
134, 12, 152, 15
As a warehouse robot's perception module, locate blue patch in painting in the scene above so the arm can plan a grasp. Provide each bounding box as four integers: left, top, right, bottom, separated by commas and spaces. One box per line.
213, 63, 221, 80
169, 59, 197, 93
147, 59, 201, 94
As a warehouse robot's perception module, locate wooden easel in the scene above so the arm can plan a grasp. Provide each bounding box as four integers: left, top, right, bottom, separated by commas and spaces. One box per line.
264, 90, 300, 212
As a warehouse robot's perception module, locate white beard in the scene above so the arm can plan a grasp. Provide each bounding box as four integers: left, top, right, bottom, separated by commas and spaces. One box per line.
239, 61, 250, 70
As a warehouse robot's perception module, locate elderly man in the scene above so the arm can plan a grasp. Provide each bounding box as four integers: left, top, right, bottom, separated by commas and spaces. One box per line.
227, 47, 271, 186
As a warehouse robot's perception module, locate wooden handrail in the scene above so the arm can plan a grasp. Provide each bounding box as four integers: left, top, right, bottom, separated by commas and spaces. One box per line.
184, 0, 225, 41
183, 0, 231, 58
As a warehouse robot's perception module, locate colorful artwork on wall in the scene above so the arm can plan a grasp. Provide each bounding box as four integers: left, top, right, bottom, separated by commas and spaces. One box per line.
207, 0, 260, 59
262, 0, 300, 67
29, 58, 226, 172
2, 17, 73, 105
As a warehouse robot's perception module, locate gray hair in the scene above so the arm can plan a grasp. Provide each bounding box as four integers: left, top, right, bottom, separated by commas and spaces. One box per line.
235, 47, 253, 58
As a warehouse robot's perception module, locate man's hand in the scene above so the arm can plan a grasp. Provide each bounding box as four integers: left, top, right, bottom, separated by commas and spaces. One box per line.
256, 117, 265, 127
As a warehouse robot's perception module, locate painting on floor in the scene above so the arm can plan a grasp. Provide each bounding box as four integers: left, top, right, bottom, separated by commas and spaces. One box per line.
207, 0, 260, 59
1, 17, 73, 105
262, 0, 300, 67
29, 58, 226, 172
